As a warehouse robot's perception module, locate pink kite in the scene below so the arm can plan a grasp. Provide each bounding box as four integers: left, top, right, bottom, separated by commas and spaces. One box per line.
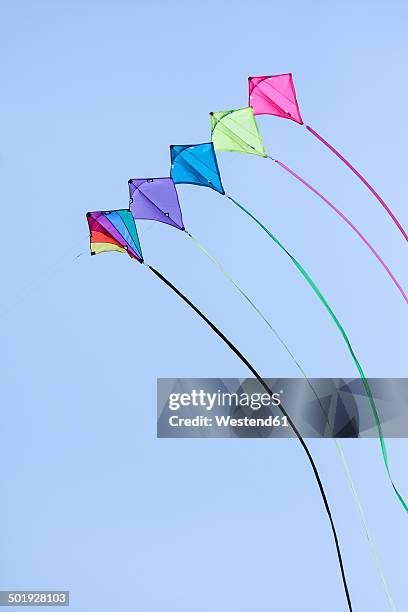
249, 73, 407, 243
249, 74, 303, 124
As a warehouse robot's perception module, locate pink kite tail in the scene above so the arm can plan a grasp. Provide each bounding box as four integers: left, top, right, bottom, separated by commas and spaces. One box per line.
305, 125, 408, 242
273, 158, 408, 305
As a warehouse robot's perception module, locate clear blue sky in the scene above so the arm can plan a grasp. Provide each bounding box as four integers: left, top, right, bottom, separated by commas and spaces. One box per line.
1, 1, 407, 610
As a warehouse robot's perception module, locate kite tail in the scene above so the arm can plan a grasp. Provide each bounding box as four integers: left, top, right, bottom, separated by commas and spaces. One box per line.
305, 125, 408, 242
225, 193, 408, 514
270, 158, 407, 305
336, 443, 398, 612
148, 263, 353, 612
185, 228, 396, 611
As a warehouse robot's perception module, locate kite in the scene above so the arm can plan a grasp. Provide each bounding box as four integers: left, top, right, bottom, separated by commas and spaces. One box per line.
210, 107, 267, 157
87, 209, 143, 261
128, 177, 185, 230
248, 73, 407, 242
86, 205, 353, 611
170, 143, 225, 194
211, 106, 406, 304
172, 140, 408, 516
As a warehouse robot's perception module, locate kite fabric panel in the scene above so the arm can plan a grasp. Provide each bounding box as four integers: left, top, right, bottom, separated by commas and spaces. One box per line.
87, 210, 143, 261
248, 74, 303, 124
210, 107, 267, 157
170, 143, 225, 195
129, 177, 185, 231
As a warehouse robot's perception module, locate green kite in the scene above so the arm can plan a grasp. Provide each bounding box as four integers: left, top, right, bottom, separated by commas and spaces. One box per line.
210, 107, 267, 157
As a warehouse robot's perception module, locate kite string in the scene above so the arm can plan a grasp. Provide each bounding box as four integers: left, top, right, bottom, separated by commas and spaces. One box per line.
267, 157, 407, 304
336, 443, 397, 612
0, 240, 86, 320
305, 125, 408, 242
225, 192, 408, 514
185, 228, 396, 612
148, 263, 353, 612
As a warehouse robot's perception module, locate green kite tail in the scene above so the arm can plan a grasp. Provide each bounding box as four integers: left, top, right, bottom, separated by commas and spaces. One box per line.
226, 194, 408, 515
185, 229, 397, 611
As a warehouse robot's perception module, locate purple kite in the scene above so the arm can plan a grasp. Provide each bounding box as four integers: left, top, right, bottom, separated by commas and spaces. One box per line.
128, 177, 185, 231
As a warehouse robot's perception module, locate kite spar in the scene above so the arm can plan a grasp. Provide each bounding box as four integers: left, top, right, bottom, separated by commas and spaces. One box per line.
210, 106, 407, 304
86, 206, 354, 612
248, 73, 408, 242
171, 140, 408, 514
